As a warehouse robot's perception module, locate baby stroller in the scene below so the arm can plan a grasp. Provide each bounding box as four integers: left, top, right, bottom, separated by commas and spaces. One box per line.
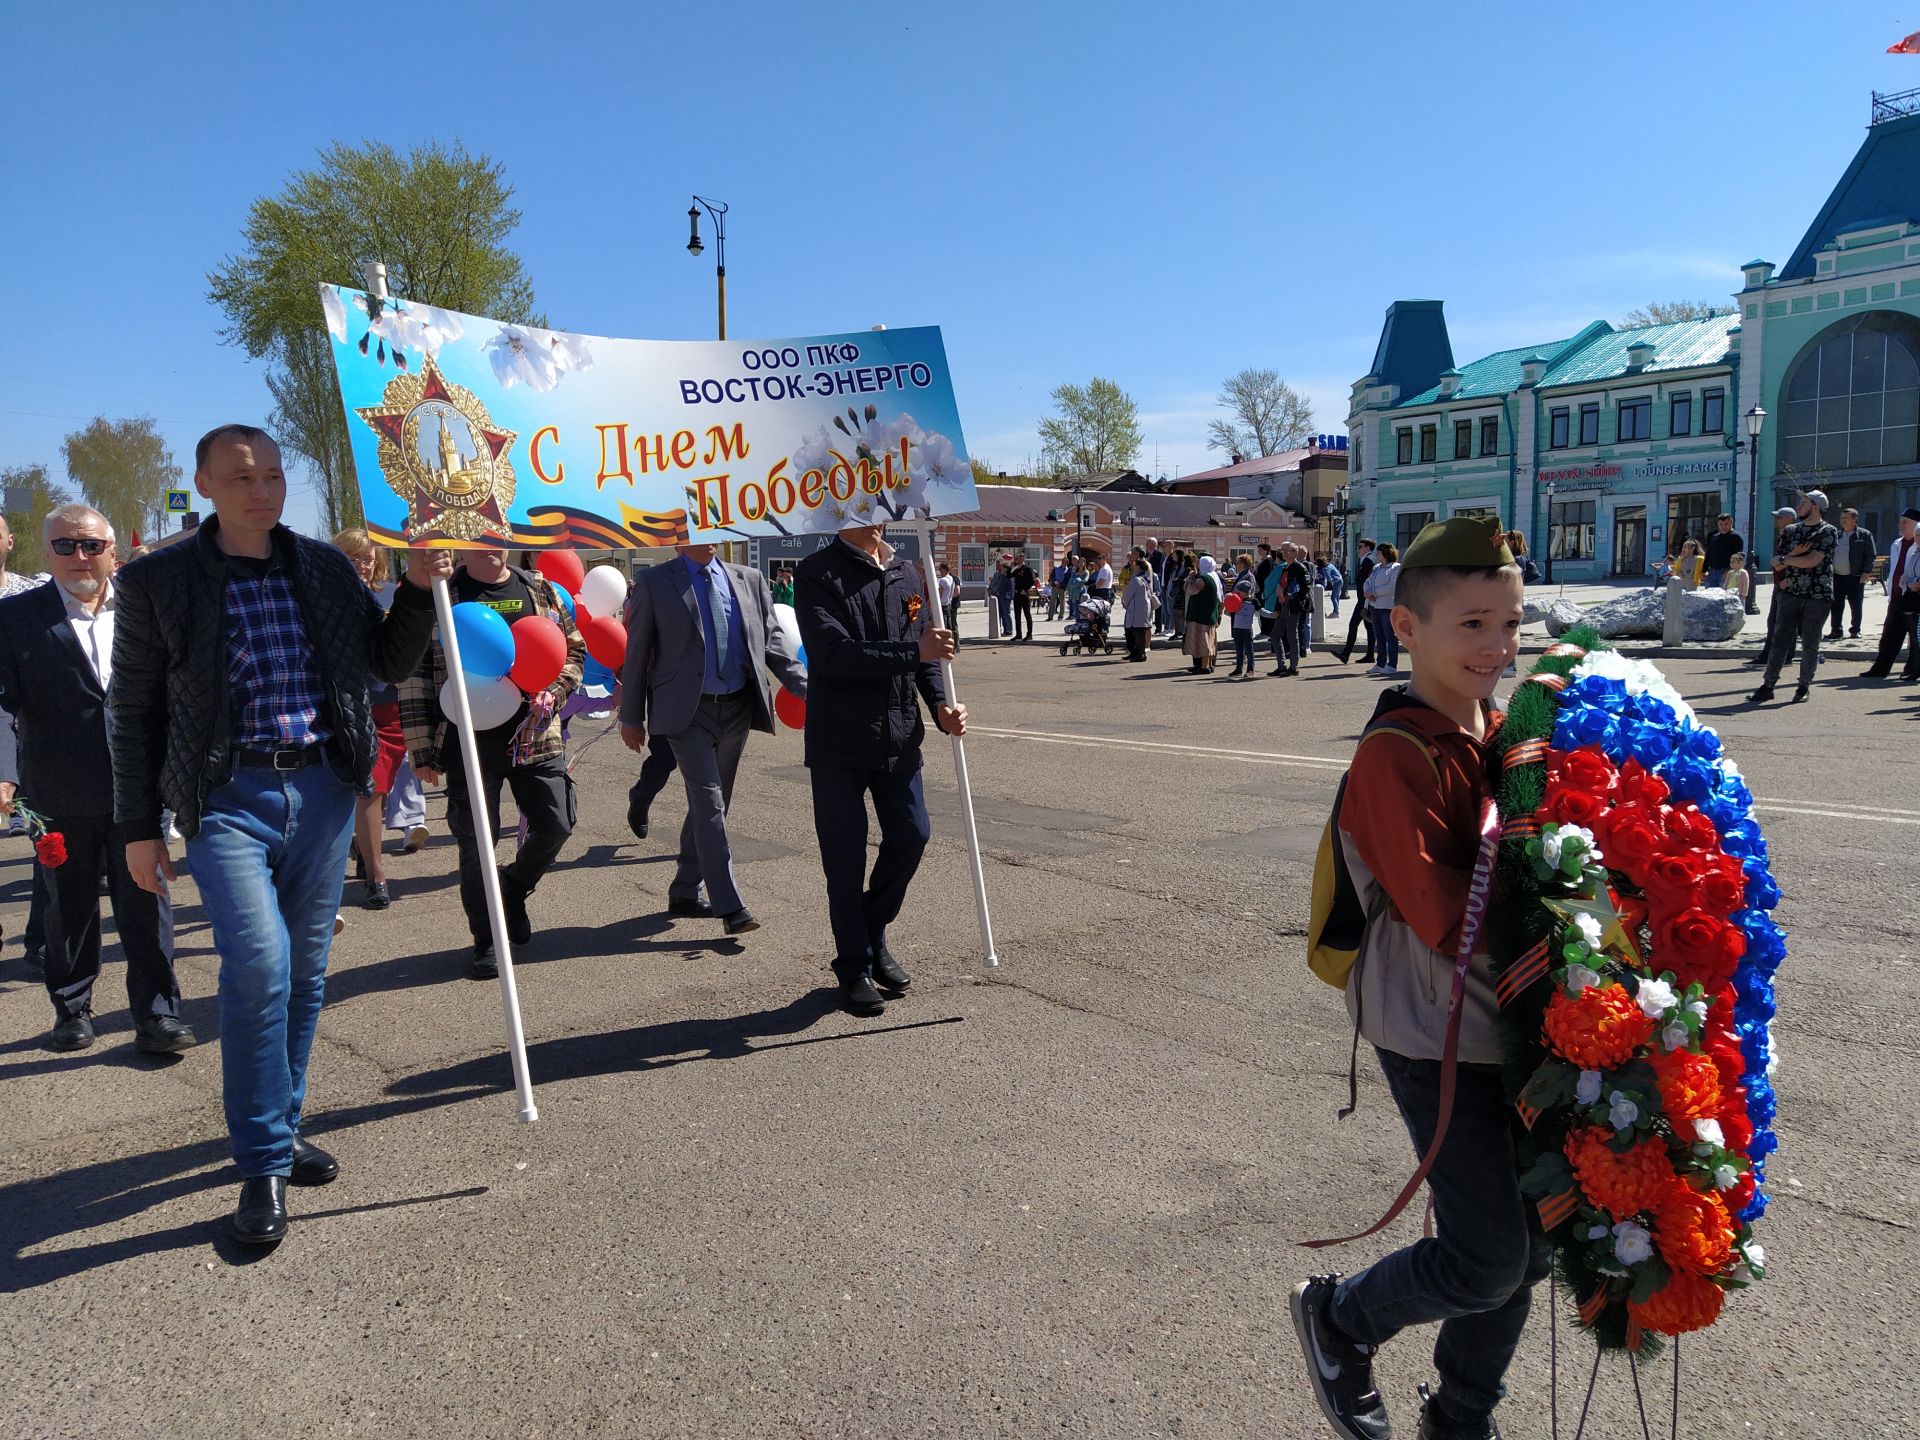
1060, 596, 1115, 655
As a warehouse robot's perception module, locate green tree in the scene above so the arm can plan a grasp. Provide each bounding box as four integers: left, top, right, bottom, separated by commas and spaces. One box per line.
1618, 300, 1732, 328
1206, 368, 1315, 458
207, 139, 541, 530
59, 418, 180, 546
1038, 377, 1142, 476
1, 462, 72, 576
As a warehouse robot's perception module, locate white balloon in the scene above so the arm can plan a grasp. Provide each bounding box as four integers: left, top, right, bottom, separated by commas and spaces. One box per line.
771, 601, 803, 656
439, 675, 524, 731
579, 564, 629, 621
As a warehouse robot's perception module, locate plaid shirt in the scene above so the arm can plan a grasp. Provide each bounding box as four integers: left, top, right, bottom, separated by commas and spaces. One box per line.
399, 566, 584, 770
226, 564, 331, 749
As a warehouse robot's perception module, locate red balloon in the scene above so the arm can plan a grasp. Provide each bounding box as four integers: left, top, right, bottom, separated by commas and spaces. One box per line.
535, 550, 586, 597
774, 687, 806, 730
1224, 592, 1244, 614
580, 613, 628, 671
508, 615, 567, 694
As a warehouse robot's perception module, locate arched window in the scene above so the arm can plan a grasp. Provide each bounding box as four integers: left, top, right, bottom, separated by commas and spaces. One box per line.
1778, 315, 1920, 475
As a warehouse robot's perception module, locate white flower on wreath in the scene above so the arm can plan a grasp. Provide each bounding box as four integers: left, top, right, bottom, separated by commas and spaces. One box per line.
1713, 1163, 1739, 1191
1611, 1220, 1654, 1266
1540, 824, 1597, 871
1576, 1069, 1603, 1106
1573, 913, 1605, 952
1635, 976, 1676, 1020
1693, 1116, 1725, 1150
1607, 1090, 1640, 1132
1564, 963, 1603, 995
1661, 1021, 1689, 1052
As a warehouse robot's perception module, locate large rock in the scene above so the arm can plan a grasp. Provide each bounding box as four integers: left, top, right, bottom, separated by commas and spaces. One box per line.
1571, 585, 1746, 641
1523, 598, 1554, 625
1543, 599, 1588, 637
1680, 586, 1745, 642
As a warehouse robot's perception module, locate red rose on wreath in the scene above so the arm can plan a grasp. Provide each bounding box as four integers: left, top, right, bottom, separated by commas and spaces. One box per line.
1549, 747, 1619, 799
1640, 850, 1707, 910
1651, 906, 1745, 989
34, 832, 67, 868
1697, 854, 1748, 917
1716, 1100, 1754, 1156
1616, 758, 1671, 809
1544, 788, 1611, 830
1601, 803, 1671, 880
1664, 804, 1721, 853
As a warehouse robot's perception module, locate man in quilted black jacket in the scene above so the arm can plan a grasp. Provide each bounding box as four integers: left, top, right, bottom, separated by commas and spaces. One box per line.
111, 424, 450, 1245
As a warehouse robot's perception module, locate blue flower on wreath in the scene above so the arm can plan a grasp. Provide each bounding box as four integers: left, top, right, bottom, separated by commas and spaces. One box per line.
1630, 694, 1678, 731
1720, 817, 1768, 862
1657, 753, 1720, 806
1735, 910, 1787, 971
1743, 862, 1782, 912
1625, 722, 1677, 768
1553, 702, 1618, 752
1677, 723, 1724, 763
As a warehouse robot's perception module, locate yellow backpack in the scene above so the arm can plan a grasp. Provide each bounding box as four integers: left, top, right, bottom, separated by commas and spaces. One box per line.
1306, 717, 1442, 988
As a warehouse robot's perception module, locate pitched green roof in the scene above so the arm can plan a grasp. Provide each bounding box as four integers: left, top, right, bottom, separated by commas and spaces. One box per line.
1537, 313, 1736, 388
1395, 332, 1584, 406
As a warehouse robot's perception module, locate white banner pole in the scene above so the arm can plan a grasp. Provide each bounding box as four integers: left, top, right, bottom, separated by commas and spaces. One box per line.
912, 511, 999, 968
363, 261, 538, 1123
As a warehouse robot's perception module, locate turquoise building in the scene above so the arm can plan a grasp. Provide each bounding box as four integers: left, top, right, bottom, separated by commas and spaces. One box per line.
1348, 92, 1920, 576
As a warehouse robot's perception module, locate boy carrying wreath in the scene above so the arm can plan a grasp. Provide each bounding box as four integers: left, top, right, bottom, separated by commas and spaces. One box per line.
1292, 516, 1549, 1440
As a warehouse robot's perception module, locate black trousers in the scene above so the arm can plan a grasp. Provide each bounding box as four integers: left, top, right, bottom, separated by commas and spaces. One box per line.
1342, 603, 1375, 660
1868, 591, 1920, 675
627, 733, 678, 822
1012, 593, 1034, 639
809, 762, 929, 973
43, 812, 179, 1025
445, 739, 575, 943
1829, 574, 1866, 635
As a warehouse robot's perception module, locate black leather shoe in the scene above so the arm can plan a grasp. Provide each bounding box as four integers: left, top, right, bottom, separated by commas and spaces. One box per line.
498, 869, 532, 945
471, 942, 498, 980
362, 880, 392, 910
1746, 686, 1775, 705
667, 896, 715, 919
721, 907, 760, 936
627, 796, 650, 840
135, 1016, 198, 1054
835, 968, 885, 1017
871, 947, 912, 991
291, 1138, 340, 1186
1865, 667, 1891, 678
231, 1176, 289, 1245
1791, 685, 1811, 703
21, 948, 46, 979
48, 1013, 95, 1051
1417, 1381, 1501, 1439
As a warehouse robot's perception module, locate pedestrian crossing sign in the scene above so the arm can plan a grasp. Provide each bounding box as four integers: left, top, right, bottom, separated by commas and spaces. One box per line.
165, 489, 191, 514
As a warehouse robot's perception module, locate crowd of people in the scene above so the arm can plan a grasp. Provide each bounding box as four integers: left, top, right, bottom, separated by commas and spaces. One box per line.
0, 422, 966, 1245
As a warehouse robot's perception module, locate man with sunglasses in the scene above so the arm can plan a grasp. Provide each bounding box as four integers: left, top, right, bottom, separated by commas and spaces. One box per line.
111, 424, 451, 1245
0, 505, 190, 1054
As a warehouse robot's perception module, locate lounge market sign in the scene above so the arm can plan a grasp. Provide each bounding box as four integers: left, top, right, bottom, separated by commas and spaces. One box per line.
1537, 453, 1734, 489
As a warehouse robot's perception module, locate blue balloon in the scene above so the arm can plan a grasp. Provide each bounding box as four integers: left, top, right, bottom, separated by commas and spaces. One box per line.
582, 655, 617, 689
451, 601, 515, 679
550, 585, 576, 619
795, 643, 807, 667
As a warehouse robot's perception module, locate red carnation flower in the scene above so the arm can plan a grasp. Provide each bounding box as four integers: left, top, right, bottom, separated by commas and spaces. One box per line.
1651, 907, 1745, 990
1629, 1265, 1726, 1335
1650, 1046, 1723, 1122
34, 832, 67, 868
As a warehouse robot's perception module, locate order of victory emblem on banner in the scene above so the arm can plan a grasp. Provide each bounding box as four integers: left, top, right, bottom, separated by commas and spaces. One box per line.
355, 362, 518, 542
318, 283, 979, 551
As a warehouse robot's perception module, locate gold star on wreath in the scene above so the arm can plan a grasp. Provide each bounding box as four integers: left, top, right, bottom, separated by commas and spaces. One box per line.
355, 359, 518, 543
1541, 882, 1643, 967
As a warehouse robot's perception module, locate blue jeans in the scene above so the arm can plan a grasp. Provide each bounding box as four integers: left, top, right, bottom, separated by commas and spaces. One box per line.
1372, 607, 1399, 669
1231, 628, 1256, 670
188, 763, 356, 1178
1332, 1049, 1553, 1425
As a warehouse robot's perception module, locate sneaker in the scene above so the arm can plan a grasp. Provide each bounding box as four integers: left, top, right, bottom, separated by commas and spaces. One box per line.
1291, 1276, 1390, 1440
404, 825, 430, 853
332, 913, 347, 936
1416, 1382, 1500, 1439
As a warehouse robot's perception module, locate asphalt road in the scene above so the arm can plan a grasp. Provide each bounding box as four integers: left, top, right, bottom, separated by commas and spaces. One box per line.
2, 639, 1916, 1439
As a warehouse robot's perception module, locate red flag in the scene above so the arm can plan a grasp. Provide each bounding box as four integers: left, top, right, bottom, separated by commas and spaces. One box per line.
130, 529, 143, 549
1889, 29, 1920, 53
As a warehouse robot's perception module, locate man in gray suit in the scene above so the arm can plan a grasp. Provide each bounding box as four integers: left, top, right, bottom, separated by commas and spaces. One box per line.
619, 544, 806, 933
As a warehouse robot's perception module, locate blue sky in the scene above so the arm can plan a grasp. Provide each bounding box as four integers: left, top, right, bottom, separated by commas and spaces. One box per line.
5, 1, 1920, 535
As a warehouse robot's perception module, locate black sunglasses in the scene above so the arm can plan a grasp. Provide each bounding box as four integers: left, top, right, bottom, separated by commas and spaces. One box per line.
50, 537, 111, 557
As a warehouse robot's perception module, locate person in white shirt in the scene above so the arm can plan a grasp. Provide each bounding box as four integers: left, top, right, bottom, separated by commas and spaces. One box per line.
936, 561, 959, 644
0, 504, 190, 1053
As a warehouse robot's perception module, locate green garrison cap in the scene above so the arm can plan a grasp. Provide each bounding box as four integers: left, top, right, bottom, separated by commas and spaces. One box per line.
1403, 514, 1515, 569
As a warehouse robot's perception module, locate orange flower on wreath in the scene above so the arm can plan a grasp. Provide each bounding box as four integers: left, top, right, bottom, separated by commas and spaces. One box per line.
1653, 1182, 1735, 1275
1564, 1126, 1673, 1220
1649, 1046, 1723, 1123
1628, 1266, 1725, 1335
1543, 983, 1654, 1070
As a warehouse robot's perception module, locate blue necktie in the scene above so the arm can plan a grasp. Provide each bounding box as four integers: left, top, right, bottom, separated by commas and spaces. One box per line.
699, 565, 729, 679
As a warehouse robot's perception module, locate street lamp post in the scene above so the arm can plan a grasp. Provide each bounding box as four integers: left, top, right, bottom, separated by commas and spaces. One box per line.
1743, 404, 1767, 613
1125, 506, 1137, 554
685, 195, 729, 340
1073, 484, 1085, 557
1544, 478, 1557, 585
